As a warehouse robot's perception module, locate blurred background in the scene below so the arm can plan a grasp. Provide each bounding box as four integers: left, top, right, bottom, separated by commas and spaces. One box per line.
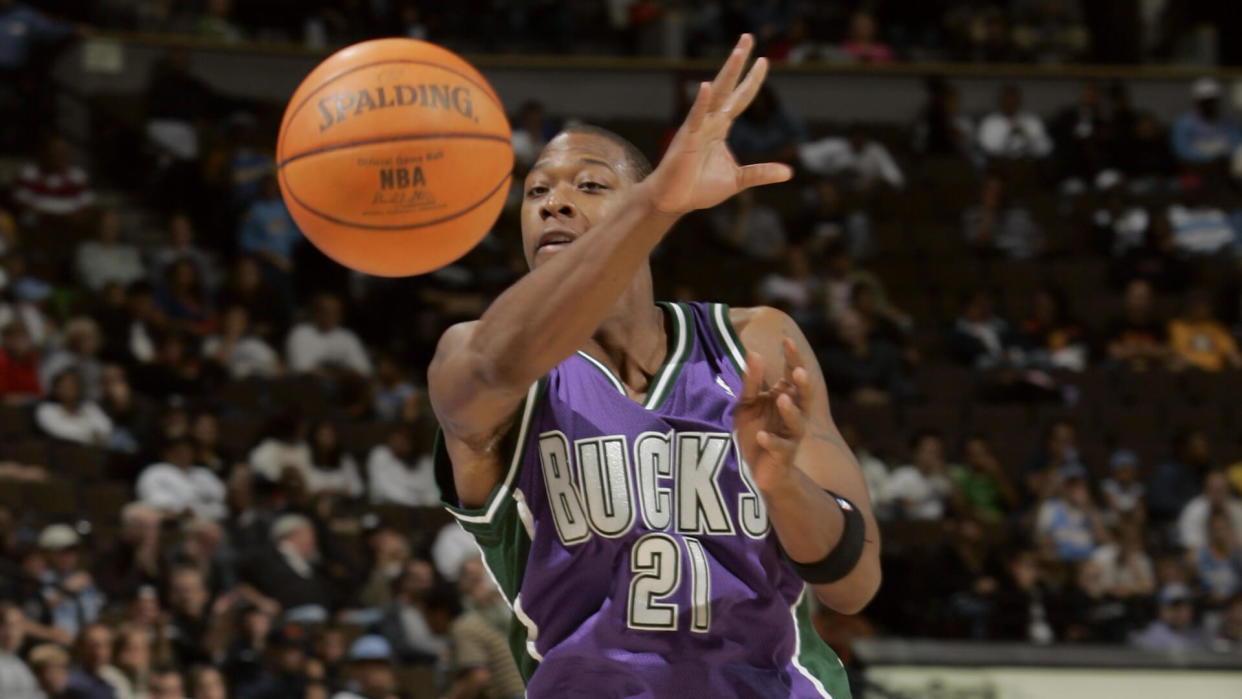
2, 1, 1242, 698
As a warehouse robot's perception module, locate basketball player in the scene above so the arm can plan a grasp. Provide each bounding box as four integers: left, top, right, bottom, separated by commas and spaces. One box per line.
429, 34, 880, 697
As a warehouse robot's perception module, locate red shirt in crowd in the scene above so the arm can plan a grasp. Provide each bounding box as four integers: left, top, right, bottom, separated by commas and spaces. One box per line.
0, 348, 41, 399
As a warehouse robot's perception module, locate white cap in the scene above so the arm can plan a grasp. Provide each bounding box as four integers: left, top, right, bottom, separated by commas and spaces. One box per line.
1192, 77, 1221, 100
38, 523, 80, 550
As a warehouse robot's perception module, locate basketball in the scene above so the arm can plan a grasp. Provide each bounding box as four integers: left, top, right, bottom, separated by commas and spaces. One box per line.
276, 38, 512, 277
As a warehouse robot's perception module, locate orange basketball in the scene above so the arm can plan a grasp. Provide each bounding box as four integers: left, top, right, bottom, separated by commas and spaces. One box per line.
276, 38, 512, 277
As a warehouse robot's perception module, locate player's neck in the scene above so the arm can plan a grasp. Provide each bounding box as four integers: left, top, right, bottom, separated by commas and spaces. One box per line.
587, 288, 667, 388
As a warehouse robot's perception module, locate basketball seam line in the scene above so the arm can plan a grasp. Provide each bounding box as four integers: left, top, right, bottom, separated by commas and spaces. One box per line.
275, 131, 512, 169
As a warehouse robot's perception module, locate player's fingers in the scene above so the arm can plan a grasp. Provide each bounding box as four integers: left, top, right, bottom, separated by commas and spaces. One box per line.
776, 392, 806, 439
782, 336, 802, 384
741, 351, 764, 401
722, 55, 768, 117
710, 34, 753, 110
757, 429, 797, 460
790, 366, 811, 402
685, 81, 711, 134
738, 162, 794, 190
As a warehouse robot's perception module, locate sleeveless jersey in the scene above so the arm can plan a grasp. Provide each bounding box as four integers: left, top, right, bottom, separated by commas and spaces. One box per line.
434, 301, 849, 698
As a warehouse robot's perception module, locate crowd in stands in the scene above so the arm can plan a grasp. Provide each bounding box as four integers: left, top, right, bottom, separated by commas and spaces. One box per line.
2, 4, 1242, 698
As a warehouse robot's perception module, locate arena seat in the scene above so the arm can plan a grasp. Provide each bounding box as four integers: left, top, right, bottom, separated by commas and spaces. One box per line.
49, 443, 109, 482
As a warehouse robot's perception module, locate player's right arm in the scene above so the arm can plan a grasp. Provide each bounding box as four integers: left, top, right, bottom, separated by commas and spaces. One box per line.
429, 33, 792, 508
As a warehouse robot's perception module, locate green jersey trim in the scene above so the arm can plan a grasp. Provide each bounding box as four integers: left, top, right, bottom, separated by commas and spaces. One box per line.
710, 303, 748, 377
574, 302, 695, 411
791, 588, 851, 699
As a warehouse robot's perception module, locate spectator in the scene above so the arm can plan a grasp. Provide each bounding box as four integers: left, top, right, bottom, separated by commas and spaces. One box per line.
924, 515, 1002, 638
133, 331, 204, 398
68, 623, 127, 699
990, 548, 1058, 643
887, 430, 952, 520
358, 526, 411, 610
155, 258, 216, 336
235, 623, 313, 699
165, 567, 226, 668
248, 412, 312, 484
1189, 509, 1242, 605
167, 518, 234, 598
1105, 279, 1172, 372
28, 643, 72, 699
822, 244, 889, 325
226, 112, 273, 208
237, 175, 300, 308
1165, 196, 1236, 256
150, 214, 215, 298
41, 317, 104, 401
99, 363, 149, 454
1092, 519, 1156, 600
1171, 78, 1241, 165
94, 282, 161, 366
1178, 471, 1242, 552
145, 666, 186, 699
962, 173, 1045, 259
371, 354, 417, 423
0, 603, 41, 699
1210, 593, 1242, 652
0, 321, 40, 403
947, 289, 1021, 370
798, 125, 905, 190
190, 412, 227, 476
136, 436, 228, 521
93, 503, 163, 604
1036, 461, 1107, 562
950, 434, 1019, 523
840, 11, 894, 63
726, 84, 806, 165
242, 514, 335, 616
219, 255, 289, 342
819, 310, 904, 406
1132, 583, 1209, 651
221, 603, 272, 692
12, 136, 95, 219
708, 189, 787, 262
331, 635, 397, 699
840, 422, 892, 519
366, 425, 438, 508
796, 178, 870, 258
202, 304, 281, 380
1168, 289, 1242, 372
1022, 419, 1079, 509
375, 557, 445, 662
0, 274, 49, 350
510, 101, 554, 171
286, 294, 372, 377
1050, 82, 1107, 184
446, 574, 525, 699
188, 665, 226, 699
1090, 172, 1151, 256
1061, 558, 1130, 643
1101, 450, 1146, 524
37, 524, 104, 638
1150, 430, 1218, 524
76, 210, 145, 292
431, 523, 478, 585
913, 80, 975, 160
1109, 210, 1190, 294
305, 420, 363, 499
977, 85, 1053, 160
1018, 287, 1088, 372
758, 245, 825, 335
35, 370, 113, 446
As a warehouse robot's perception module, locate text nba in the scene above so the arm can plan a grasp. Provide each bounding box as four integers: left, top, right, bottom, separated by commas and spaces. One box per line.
538, 430, 770, 546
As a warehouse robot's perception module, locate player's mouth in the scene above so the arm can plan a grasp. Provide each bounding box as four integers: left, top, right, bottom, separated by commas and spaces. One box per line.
536, 229, 579, 255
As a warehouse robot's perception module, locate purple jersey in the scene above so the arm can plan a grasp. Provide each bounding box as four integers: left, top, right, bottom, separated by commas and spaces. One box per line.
435, 302, 849, 698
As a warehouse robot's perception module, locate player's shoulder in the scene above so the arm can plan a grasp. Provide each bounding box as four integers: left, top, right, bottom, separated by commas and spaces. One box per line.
434, 319, 481, 351
727, 305, 798, 339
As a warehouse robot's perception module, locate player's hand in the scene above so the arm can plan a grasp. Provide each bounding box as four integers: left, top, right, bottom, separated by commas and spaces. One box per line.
732, 337, 810, 493
647, 34, 792, 215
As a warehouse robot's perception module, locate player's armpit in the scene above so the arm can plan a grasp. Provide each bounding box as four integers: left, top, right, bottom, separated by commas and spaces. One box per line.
733, 306, 883, 614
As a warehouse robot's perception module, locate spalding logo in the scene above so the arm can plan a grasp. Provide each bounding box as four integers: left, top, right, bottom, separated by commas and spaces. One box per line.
316, 84, 475, 132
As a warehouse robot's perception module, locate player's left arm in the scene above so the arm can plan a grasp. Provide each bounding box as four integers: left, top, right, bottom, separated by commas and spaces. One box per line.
732, 306, 882, 614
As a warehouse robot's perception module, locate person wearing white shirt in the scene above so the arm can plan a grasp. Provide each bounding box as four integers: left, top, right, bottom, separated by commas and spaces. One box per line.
135, 438, 227, 521
202, 305, 281, 379
248, 413, 312, 483
367, 427, 438, 507
75, 210, 146, 292
886, 431, 952, 520
798, 128, 905, 189
306, 420, 364, 499
431, 522, 478, 582
1178, 471, 1242, 551
35, 370, 112, 446
1091, 521, 1155, 598
286, 294, 372, 376
977, 85, 1053, 160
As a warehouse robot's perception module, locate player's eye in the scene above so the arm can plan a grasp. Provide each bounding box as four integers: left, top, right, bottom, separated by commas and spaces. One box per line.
525, 185, 548, 198
579, 181, 608, 192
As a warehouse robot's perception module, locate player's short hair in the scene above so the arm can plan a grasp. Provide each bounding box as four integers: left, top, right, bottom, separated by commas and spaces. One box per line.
558, 123, 653, 182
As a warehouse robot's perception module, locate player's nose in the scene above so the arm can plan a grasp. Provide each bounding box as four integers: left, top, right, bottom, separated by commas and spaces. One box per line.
539, 186, 577, 220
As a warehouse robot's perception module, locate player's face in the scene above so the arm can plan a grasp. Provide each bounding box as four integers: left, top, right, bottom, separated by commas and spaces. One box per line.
521, 133, 634, 268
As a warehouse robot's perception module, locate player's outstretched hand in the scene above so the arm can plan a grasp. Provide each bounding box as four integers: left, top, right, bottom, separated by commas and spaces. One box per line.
647, 34, 793, 215
732, 337, 808, 493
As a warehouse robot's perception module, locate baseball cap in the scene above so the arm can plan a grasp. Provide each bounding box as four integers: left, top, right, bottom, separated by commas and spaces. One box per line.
37, 524, 80, 551
1158, 582, 1192, 606
1059, 460, 1088, 481
348, 634, 393, 662
1192, 77, 1221, 100
1109, 449, 1138, 472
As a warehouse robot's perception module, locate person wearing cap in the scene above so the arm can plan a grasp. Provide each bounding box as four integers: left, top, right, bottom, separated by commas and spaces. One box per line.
1177, 470, 1242, 552
135, 436, 227, 521
37, 523, 104, 639
236, 623, 314, 699
1131, 582, 1209, 651
28, 643, 72, 698
1171, 77, 1241, 165
331, 635, 397, 699
1101, 449, 1146, 524
239, 514, 333, 617
0, 602, 42, 699
1035, 461, 1107, 562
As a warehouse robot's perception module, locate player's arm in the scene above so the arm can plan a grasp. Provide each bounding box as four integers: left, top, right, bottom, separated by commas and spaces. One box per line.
733, 306, 882, 614
429, 34, 791, 508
